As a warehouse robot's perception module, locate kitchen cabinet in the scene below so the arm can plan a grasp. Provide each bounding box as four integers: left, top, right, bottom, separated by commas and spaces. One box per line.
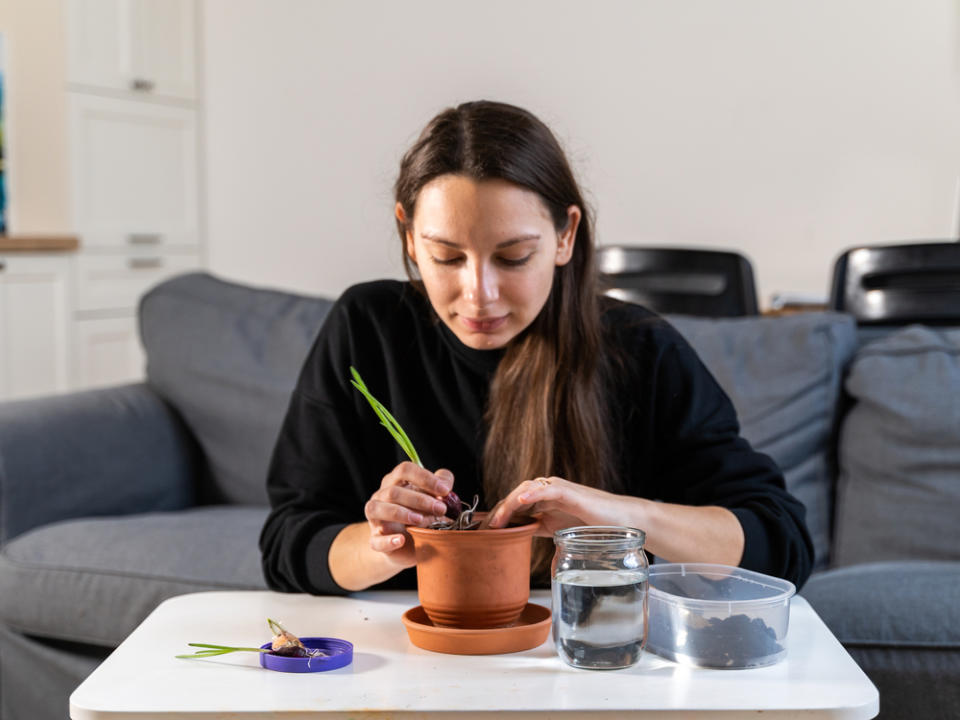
73, 250, 202, 313
66, 0, 197, 101
72, 315, 145, 390
68, 92, 199, 250
64, 0, 204, 392
0, 254, 72, 401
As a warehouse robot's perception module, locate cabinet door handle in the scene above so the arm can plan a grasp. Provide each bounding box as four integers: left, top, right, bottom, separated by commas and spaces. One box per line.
131, 78, 155, 92
128, 258, 164, 270
0, 260, 5, 272
127, 233, 163, 245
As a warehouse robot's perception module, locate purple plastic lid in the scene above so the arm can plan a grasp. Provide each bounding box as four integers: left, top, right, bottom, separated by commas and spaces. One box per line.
259, 637, 353, 673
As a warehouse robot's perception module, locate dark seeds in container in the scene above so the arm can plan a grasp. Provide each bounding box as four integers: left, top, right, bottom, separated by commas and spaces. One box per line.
649, 612, 783, 667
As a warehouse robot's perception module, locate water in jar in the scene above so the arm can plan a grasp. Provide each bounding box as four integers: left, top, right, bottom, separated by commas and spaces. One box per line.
552, 568, 649, 670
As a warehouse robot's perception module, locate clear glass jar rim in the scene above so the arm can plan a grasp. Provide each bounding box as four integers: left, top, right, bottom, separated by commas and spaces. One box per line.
553, 525, 646, 548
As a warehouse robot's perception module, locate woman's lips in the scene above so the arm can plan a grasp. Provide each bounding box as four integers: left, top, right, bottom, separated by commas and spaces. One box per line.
460, 315, 508, 332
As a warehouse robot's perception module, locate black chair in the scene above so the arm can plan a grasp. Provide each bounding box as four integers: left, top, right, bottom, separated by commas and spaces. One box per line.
596, 246, 759, 317
829, 242, 960, 324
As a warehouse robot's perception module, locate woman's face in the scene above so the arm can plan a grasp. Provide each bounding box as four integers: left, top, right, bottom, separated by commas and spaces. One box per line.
399, 175, 580, 350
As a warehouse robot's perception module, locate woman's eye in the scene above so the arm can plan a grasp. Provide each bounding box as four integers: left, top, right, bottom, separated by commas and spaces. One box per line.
429, 254, 532, 267
498, 255, 533, 267
430, 256, 463, 266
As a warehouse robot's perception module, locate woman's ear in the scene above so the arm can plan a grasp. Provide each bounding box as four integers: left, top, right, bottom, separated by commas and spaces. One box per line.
396, 202, 417, 263
555, 205, 581, 266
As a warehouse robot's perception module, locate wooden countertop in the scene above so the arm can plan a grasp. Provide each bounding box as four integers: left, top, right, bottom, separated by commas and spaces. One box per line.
0, 235, 80, 252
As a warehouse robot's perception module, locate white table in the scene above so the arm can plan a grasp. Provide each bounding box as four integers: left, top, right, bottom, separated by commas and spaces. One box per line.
70, 590, 878, 719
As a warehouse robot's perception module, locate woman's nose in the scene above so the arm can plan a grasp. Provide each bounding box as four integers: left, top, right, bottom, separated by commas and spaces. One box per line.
463, 262, 499, 305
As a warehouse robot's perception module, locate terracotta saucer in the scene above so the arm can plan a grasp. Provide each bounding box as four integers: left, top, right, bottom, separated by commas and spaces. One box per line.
402, 603, 551, 655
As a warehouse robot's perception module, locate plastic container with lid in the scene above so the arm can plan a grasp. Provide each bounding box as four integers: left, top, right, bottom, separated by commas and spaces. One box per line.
646, 563, 795, 669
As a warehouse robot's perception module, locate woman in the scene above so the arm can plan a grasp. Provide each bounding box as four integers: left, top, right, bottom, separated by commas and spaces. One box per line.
260, 100, 813, 594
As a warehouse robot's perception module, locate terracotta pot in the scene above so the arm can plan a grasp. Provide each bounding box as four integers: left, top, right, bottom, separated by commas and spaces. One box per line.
407, 513, 539, 629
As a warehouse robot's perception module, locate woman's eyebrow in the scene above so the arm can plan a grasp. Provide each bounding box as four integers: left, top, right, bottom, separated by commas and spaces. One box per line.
420, 232, 541, 248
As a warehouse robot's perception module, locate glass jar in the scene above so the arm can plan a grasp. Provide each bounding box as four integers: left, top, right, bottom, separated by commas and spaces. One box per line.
551, 526, 649, 670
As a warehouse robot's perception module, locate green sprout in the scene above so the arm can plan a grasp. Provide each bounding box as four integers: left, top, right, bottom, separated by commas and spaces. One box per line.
176, 642, 269, 659
349, 366, 422, 467
176, 618, 326, 659
349, 367, 478, 529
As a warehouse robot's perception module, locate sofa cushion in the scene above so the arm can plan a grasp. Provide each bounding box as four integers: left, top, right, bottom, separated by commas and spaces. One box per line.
833, 325, 960, 566
802, 561, 960, 647
667, 313, 857, 569
140, 273, 334, 505
0, 506, 269, 647
0, 383, 196, 544
803, 561, 960, 720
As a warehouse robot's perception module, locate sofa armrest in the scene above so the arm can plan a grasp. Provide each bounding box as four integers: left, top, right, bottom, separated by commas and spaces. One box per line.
0, 383, 198, 543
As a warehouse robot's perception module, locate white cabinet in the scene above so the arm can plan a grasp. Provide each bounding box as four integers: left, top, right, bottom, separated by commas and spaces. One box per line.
0, 255, 72, 401
66, 0, 197, 101
130, 0, 197, 100
74, 250, 202, 313
72, 315, 145, 390
68, 93, 199, 249
64, 0, 203, 393
65, 0, 128, 94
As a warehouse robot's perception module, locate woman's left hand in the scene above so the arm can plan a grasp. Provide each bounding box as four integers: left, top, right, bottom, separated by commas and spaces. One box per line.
483, 476, 624, 536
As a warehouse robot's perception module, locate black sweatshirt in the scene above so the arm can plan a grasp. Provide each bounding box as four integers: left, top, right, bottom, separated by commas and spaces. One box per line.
260, 280, 814, 594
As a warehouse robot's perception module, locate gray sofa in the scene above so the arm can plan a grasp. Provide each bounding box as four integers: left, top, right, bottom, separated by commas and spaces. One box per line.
0, 272, 957, 719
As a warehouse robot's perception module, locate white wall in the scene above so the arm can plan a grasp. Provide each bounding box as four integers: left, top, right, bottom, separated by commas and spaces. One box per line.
202, 0, 960, 307
0, 0, 72, 234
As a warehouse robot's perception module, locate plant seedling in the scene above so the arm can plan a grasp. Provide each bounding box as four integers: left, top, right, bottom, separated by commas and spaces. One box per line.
176, 618, 328, 660
349, 366, 479, 529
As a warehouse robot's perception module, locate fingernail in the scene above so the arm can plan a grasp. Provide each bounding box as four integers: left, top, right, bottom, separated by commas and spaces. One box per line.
409, 512, 424, 524
391, 536, 402, 546
434, 502, 447, 515
519, 494, 530, 502
437, 481, 452, 495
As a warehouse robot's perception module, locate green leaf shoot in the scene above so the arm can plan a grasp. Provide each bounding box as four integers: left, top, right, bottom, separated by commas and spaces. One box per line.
176, 642, 269, 659
349, 366, 423, 467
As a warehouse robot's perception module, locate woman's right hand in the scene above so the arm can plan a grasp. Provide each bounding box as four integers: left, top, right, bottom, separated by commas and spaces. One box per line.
364, 462, 454, 567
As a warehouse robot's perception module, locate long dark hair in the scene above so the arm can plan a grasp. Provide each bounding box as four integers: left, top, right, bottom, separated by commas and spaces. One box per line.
394, 101, 620, 581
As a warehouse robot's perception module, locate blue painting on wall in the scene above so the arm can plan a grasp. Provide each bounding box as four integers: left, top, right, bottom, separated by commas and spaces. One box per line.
0, 33, 6, 235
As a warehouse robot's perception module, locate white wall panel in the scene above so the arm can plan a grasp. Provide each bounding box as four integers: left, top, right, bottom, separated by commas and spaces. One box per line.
201, 0, 960, 307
